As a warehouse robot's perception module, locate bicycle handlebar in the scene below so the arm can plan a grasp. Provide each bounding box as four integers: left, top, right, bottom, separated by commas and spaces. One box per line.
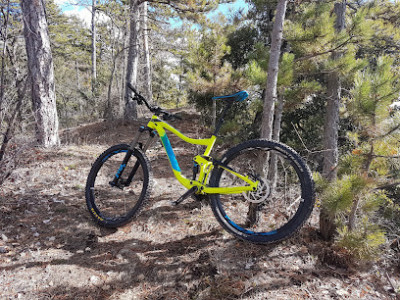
127, 83, 181, 121
127, 83, 151, 110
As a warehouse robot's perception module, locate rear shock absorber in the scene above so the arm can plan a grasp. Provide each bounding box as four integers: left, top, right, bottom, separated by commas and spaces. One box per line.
192, 162, 199, 180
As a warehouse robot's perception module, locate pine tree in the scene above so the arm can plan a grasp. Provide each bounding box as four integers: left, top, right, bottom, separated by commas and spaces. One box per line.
123, 0, 223, 120
185, 17, 237, 128
91, 0, 97, 95
260, 0, 288, 140
21, 0, 60, 146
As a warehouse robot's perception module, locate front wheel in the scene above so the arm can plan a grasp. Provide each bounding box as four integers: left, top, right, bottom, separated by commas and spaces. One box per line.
85, 144, 152, 228
209, 139, 314, 244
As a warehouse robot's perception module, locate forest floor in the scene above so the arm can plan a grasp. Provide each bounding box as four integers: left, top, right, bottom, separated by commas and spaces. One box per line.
0, 111, 399, 299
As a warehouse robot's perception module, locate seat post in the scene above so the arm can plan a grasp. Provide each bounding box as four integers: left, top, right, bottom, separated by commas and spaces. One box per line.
213, 101, 233, 136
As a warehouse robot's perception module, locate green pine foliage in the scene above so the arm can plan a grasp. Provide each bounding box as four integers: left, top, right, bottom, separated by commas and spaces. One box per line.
320, 174, 368, 217
336, 222, 386, 261
278, 0, 400, 262
349, 56, 399, 127
320, 52, 400, 261
184, 16, 249, 128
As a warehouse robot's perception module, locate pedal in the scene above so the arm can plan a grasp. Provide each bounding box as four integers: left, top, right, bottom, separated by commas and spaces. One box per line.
171, 186, 198, 206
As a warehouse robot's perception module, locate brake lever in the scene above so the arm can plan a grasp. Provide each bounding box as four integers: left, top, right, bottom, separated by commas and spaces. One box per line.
133, 95, 143, 105
150, 106, 162, 114
161, 113, 171, 121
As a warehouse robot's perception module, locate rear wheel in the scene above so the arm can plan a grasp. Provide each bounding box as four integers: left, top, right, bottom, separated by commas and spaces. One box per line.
85, 144, 152, 227
209, 139, 314, 244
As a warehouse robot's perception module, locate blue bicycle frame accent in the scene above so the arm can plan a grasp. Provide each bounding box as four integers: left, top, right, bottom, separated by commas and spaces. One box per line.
115, 163, 127, 179
160, 133, 181, 172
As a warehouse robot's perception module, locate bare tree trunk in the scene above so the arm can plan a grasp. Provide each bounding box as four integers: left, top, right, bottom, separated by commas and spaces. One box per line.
268, 96, 284, 188
105, 41, 125, 120
212, 73, 217, 129
0, 0, 10, 111
0, 78, 27, 162
176, 57, 184, 108
0, 9, 26, 163
105, 56, 118, 120
322, 72, 340, 180
120, 22, 128, 118
247, 0, 288, 227
141, 1, 152, 101
212, 100, 216, 129
105, 21, 117, 120
272, 98, 284, 141
320, 0, 346, 241
260, 0, 288, 140
91, 0, 97, 95
21, 0, 59, 147
322, 1, 346, 180
124, 0, 140, 120
75, 61, 81, 90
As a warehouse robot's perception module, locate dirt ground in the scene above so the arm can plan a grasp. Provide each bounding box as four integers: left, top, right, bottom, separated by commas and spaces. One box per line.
0, 113, 399, 299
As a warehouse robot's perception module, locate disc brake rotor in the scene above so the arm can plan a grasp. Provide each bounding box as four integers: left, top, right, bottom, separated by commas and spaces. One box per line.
243, 179, 271, 204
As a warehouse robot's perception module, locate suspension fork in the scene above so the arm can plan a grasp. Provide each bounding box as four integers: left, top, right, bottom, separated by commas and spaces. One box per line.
110, 126, 155, 188
125, 127, 155, 185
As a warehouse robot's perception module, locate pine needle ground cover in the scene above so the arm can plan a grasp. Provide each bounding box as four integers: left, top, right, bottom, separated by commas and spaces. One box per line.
0, 115, 398, 299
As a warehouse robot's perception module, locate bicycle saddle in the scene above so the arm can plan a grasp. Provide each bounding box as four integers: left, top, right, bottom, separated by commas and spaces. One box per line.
212, 90, 249, 102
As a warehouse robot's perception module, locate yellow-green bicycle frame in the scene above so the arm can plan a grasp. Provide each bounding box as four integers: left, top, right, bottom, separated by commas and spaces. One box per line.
145, 115, 259, 195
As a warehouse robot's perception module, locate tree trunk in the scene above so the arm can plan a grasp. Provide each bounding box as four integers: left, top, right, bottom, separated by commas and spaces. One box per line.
105, 21, 117, 120
247, 0, 288, 227
0, 0, 10, 111
212, 73, 217, 129
212, 100, 217, 129
0, 78, 27, 162
141, 1, 152, 102
268, 96, 284, 188
105, 34, 126, 120
91, 0, 97, 95
320, 0, 346, 241
322, 0, 346, 181
75, 61, 81, 90
260, 0, 288, 140
322, 71, 340, 180
105, 54, 118, 120
120, 22, 128, 119
20, 0, 59, 147
124, 0, 140, 120
176, 57, 184, 108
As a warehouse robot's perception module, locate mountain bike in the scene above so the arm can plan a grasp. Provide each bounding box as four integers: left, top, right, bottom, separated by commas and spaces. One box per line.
85, 84, 315, 244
